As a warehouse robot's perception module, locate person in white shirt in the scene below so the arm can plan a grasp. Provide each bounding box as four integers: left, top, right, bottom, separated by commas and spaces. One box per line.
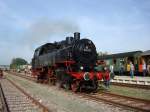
142, 61, 147, 76
130, 61, 134, 78
147, 61, 150, 75
109, 64, 115, 79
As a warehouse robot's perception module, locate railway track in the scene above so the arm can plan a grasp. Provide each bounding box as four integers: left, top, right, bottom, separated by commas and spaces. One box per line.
7, 71, 36, 82
0, 80, 9, 112
0, 77, 50, 112
80, 92, 150, 112
6, 71, 150, 112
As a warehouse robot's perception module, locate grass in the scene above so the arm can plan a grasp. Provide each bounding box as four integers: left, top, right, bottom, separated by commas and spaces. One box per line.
98, 84, 150, 100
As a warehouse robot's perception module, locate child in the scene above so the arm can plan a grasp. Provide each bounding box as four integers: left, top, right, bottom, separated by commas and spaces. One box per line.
103, 67, 110, 89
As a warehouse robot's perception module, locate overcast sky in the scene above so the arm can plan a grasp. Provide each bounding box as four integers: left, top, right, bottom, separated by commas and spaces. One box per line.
0, 0, 150, 65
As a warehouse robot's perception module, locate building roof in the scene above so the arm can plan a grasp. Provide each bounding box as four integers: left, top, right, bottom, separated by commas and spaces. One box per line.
141, 50, 150, 56
98, 51, 142, 60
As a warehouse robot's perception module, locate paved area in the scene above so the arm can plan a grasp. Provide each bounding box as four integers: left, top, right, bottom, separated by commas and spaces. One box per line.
114, 76, 150, 81
112, 76, 150, 85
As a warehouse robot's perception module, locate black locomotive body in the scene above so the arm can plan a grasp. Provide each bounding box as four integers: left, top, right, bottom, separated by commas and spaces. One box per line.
32, 32, 104, 92
32, 32, 96, 69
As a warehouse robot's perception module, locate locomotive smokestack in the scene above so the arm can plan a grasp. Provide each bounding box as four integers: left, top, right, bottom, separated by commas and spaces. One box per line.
74, 32, 80, 40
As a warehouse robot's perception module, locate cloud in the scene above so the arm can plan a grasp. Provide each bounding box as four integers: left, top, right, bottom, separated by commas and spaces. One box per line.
0, 0, 30, 30
0, 18, 80, 65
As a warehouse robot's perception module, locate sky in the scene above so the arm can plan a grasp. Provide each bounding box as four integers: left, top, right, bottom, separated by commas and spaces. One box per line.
0, 0, 150, 65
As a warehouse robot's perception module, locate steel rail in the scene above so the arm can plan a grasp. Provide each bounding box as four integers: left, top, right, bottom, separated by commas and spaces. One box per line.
80, 92, 150, 112
6, 78, 51, 112
0, 82, 10, 112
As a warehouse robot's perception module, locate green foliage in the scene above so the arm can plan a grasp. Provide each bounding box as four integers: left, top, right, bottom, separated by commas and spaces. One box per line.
10, 58, 28, 69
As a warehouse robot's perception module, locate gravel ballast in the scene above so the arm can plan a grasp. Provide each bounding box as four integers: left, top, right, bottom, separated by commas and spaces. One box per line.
5, 72, 134, 112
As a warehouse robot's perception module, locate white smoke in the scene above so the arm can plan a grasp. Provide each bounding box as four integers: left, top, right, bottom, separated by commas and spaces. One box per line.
23, 18, 79, 47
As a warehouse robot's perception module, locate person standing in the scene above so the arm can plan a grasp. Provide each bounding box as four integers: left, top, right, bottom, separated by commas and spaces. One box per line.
127, 63, 130, 76
119, 63, 124, 76
110, 64, 115, 79
0, 68, 3, 78
147, 61, 150, 76
142, 60, 147, 77
130, 62, 134, 78
139, 62, 143, 76
24, 68, 27, 74
103, 67, 110, 89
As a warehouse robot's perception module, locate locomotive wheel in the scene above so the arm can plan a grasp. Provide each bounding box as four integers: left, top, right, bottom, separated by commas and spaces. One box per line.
56, 80, 63, 89
63, 75, 72, 90
92, 81, 98, 92
71, 81, 80, 92
36, 75, 40, 83
51, 78, 56, 85
63, 83, 71, 90
92, 76, 98, 92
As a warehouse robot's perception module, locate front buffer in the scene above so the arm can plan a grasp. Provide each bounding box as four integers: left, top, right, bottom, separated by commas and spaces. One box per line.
67, 71, 103, 92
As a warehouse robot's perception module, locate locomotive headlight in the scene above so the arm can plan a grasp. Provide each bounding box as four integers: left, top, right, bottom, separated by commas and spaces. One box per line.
83, 46, 91, 52
80, 66, 83, 70
83, 72, 90, 81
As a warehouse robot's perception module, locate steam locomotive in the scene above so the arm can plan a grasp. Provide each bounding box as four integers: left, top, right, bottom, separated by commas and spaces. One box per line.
32, 32, 105, 92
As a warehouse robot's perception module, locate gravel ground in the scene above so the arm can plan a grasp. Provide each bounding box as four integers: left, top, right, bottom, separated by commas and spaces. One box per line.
5, 72, 134, 112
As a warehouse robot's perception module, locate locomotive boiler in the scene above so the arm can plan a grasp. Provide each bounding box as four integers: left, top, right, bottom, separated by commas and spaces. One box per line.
32, 32, 104, 92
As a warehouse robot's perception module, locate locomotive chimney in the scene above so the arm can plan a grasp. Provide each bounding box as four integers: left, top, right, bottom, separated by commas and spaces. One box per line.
74, 32, 80, 40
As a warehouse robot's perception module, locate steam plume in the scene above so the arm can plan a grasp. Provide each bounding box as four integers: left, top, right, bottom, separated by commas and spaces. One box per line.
23, 18, 79, 47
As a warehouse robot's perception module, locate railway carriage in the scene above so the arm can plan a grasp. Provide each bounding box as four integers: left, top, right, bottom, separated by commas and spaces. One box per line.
97, 51, 147, 76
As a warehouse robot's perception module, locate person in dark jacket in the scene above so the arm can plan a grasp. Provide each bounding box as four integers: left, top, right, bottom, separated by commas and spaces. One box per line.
0, 68, 3, 78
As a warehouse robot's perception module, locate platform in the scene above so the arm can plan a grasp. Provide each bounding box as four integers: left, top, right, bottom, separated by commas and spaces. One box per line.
111, 76, 150, 85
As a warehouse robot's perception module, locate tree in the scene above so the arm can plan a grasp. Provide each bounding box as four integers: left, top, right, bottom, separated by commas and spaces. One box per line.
10, 58, 28, 69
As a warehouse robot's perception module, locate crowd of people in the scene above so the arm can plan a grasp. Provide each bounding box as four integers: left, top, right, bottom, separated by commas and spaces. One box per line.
126, 60, 150, 78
